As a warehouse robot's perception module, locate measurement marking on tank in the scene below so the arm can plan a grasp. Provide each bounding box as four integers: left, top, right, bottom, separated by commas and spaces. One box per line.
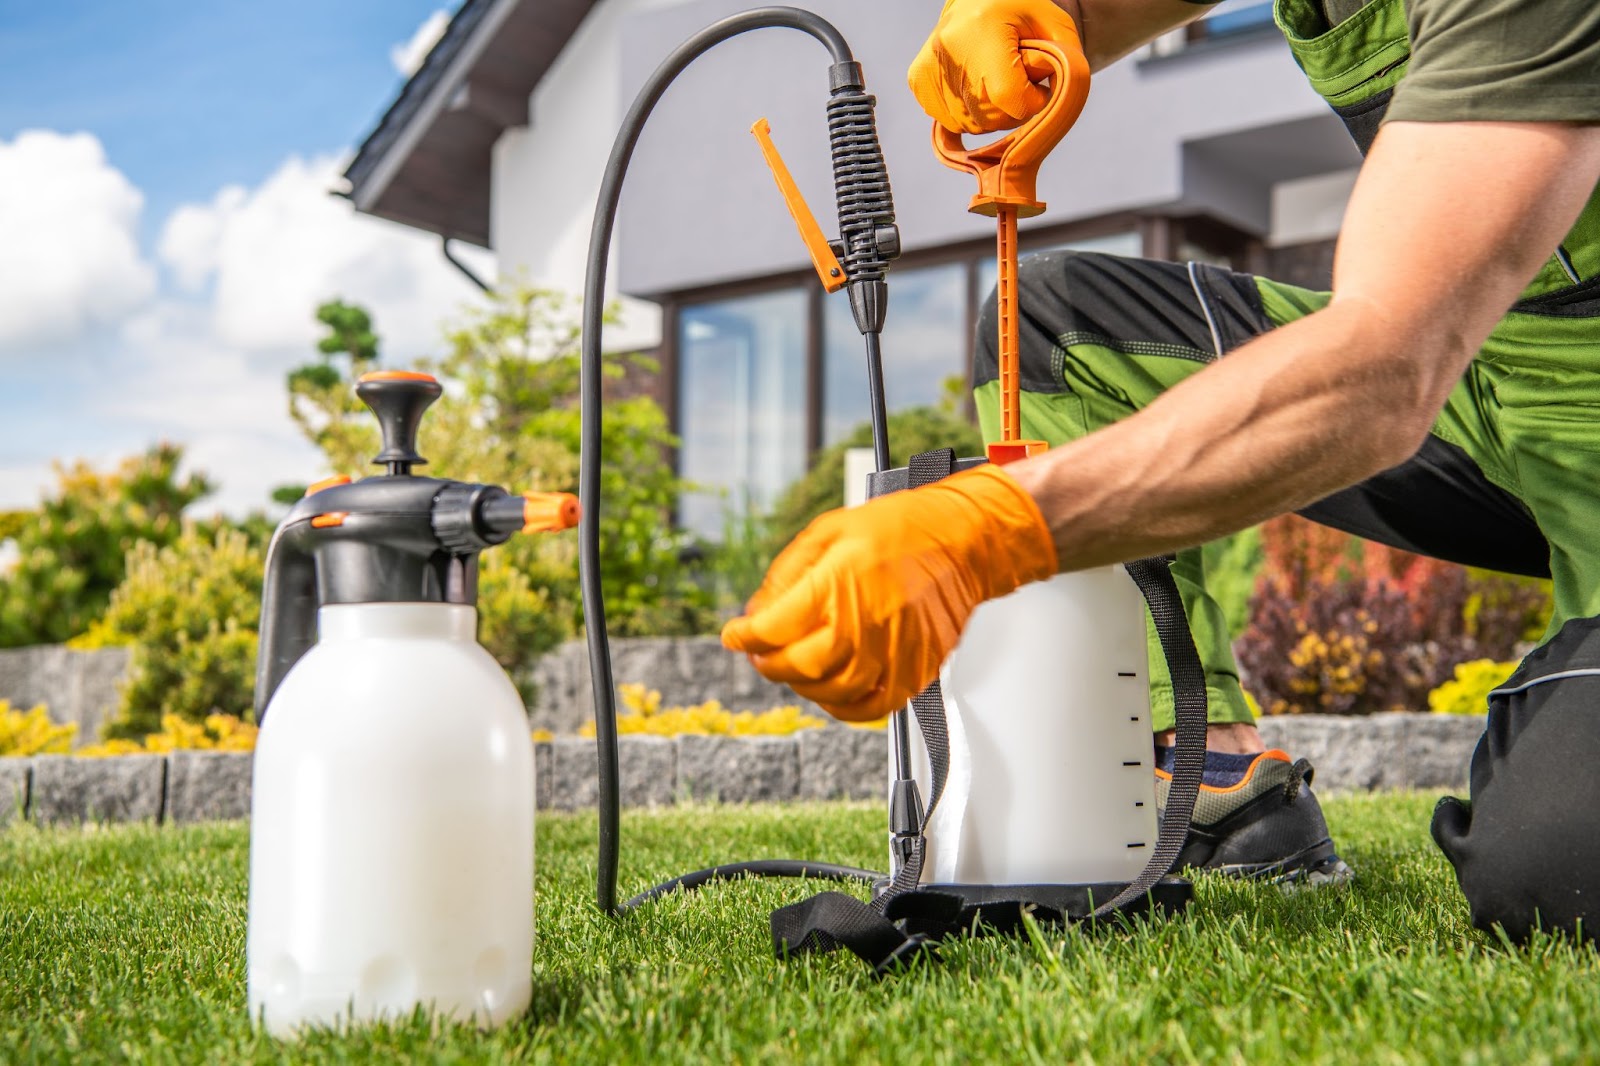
1127, 842, 1147, 849
1129, 716, 1140, 722
1117, 672, 1137, 677
1122, 760, 1142, 767
1134, 802, 1145, 808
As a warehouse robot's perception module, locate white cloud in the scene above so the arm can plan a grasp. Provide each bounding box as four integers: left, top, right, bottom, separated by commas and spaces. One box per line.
0, 130, 156, 348
0, 147, 495, 516
391, 10, 451, 77
155, 153, 491, 362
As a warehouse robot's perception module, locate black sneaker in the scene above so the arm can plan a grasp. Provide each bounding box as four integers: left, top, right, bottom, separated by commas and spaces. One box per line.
1155, 750, 1353, 886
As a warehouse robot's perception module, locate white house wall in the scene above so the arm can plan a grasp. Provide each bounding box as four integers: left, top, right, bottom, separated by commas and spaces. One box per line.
615, 0, 1353, 296
489, 0, 686, 353
491, 0, 1362, 327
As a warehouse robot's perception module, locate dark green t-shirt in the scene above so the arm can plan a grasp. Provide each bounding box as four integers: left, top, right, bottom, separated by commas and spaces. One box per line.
1322, 0, 1600, 122
1219, 0, 1600, 123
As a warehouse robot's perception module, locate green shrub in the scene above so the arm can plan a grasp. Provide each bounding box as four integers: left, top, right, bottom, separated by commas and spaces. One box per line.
0, 445, 212, 647
1201, 527, 1264, 641
288, 290, 714, 676
78, 526, 264, 739
764, 405, 985, 553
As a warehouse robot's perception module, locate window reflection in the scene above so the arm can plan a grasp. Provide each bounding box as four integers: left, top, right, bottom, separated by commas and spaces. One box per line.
975, 231, 1142, 295
823, 263, 966, 445
677, 290, 807, 538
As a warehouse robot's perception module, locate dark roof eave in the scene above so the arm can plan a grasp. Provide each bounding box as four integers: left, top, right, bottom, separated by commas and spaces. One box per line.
343, 0, 598, 246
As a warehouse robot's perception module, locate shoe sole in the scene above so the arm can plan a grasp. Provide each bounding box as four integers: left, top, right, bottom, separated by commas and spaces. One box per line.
1200, 838, 1355, 888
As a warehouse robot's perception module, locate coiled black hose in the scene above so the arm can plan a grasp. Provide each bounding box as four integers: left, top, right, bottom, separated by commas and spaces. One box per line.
581, 8, 894, 917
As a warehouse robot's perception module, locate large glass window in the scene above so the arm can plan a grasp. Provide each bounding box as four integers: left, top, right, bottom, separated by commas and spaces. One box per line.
823, 263, 967, 445
677, 289, 808, 539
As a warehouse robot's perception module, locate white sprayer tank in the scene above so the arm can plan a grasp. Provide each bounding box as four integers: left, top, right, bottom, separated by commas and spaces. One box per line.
906, 568, 1159, 886
248, 603, 534, 1037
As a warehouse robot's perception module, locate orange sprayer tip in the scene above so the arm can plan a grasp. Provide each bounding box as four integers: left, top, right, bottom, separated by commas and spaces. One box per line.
358, 370, 438, 384
522, 491, 581, 533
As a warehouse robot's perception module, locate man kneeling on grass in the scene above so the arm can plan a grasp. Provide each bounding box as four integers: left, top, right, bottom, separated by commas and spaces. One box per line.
726, 0, 1600, 941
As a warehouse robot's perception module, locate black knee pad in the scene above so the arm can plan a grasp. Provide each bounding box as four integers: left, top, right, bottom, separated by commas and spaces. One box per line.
1432, 616, 1600, 943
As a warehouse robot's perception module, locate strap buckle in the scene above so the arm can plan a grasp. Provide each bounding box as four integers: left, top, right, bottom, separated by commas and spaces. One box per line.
873, 932, 938, 977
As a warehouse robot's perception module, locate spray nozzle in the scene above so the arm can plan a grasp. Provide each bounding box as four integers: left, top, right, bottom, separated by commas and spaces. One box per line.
480, 491, 581, 536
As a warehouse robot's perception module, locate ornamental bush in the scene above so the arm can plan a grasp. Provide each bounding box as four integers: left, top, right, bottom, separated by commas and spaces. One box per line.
1237, 515, 1551, 716
0, 702, 75, 756
578, 683, 828, 738
76, 526, 264, 739
0, 445, 212, 647
288, 291, 714, 682
78, 713, 258, 757
1427, 659, 1518, 716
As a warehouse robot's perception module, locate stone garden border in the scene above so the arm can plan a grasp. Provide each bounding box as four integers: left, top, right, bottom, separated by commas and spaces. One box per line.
0, 713, 1487, 828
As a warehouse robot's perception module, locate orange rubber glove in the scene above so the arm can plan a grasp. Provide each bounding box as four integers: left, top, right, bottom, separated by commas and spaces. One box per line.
722, 464, 1058, 722
908, 0, 1085, 134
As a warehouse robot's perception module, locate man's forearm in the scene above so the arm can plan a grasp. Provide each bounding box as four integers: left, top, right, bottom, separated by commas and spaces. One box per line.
1006, 299, 1440, 570
1009, 117, 1600, 572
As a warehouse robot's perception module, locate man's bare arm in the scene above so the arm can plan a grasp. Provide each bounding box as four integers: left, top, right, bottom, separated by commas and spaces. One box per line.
1055, 0, 1213, 70
1007, 119, 1600, 569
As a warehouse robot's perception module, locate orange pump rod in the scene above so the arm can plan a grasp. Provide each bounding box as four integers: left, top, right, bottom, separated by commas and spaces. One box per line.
932, 38, 1089, 466
995, 205, 1021, 444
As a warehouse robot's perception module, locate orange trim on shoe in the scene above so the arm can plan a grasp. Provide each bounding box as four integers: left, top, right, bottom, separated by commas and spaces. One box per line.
1153, 749, 1292, 793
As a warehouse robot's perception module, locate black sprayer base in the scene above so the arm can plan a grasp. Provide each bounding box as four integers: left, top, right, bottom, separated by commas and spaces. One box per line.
879, 879, 1192, 939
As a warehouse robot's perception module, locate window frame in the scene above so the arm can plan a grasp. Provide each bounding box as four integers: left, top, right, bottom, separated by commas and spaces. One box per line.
657, 210, 1258, 529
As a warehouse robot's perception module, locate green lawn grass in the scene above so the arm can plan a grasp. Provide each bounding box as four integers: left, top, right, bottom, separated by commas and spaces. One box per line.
3, 793, 1597, 1064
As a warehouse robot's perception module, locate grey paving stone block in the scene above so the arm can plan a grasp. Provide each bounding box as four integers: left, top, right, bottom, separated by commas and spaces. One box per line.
678, 735, 799, 804
1257, 712, 1484, 792
549, 738, 598, 811
534, 741, 552, 810
0, 759, 29, 826
1400, 714, 1485, 791
799, 727, 887, 801
524, 636, 825, 735
547, 736, 677, 810
0, 645, 132, 747
29, 754, 165, 825
166, 751, 253, 823
619, 736, 677, 808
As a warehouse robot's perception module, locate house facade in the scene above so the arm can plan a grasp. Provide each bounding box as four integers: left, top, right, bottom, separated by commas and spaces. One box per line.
346, 0, 1361, 536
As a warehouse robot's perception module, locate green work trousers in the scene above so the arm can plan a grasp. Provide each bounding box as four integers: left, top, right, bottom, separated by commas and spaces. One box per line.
973, 251, 1600, 732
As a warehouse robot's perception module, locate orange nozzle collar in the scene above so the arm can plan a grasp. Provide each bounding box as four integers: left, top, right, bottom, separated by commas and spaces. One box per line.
932, 39, 1091, 218
521, 491, 580, 534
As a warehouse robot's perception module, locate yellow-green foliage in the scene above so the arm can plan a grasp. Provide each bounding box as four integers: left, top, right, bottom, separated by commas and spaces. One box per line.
0, 444, 212, 648
579, 682, 827, 738
1428, 659, 1517, 715
0, 702, 76, 756
78, 526, 263, 740
78, 713, 258, 757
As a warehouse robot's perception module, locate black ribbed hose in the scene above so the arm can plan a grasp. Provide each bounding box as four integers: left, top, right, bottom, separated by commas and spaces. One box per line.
581, 8, 890, 917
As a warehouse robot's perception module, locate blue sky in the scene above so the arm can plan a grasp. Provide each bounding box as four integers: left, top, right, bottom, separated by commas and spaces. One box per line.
0, 0, 439, 241
0, 1, 490, 515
